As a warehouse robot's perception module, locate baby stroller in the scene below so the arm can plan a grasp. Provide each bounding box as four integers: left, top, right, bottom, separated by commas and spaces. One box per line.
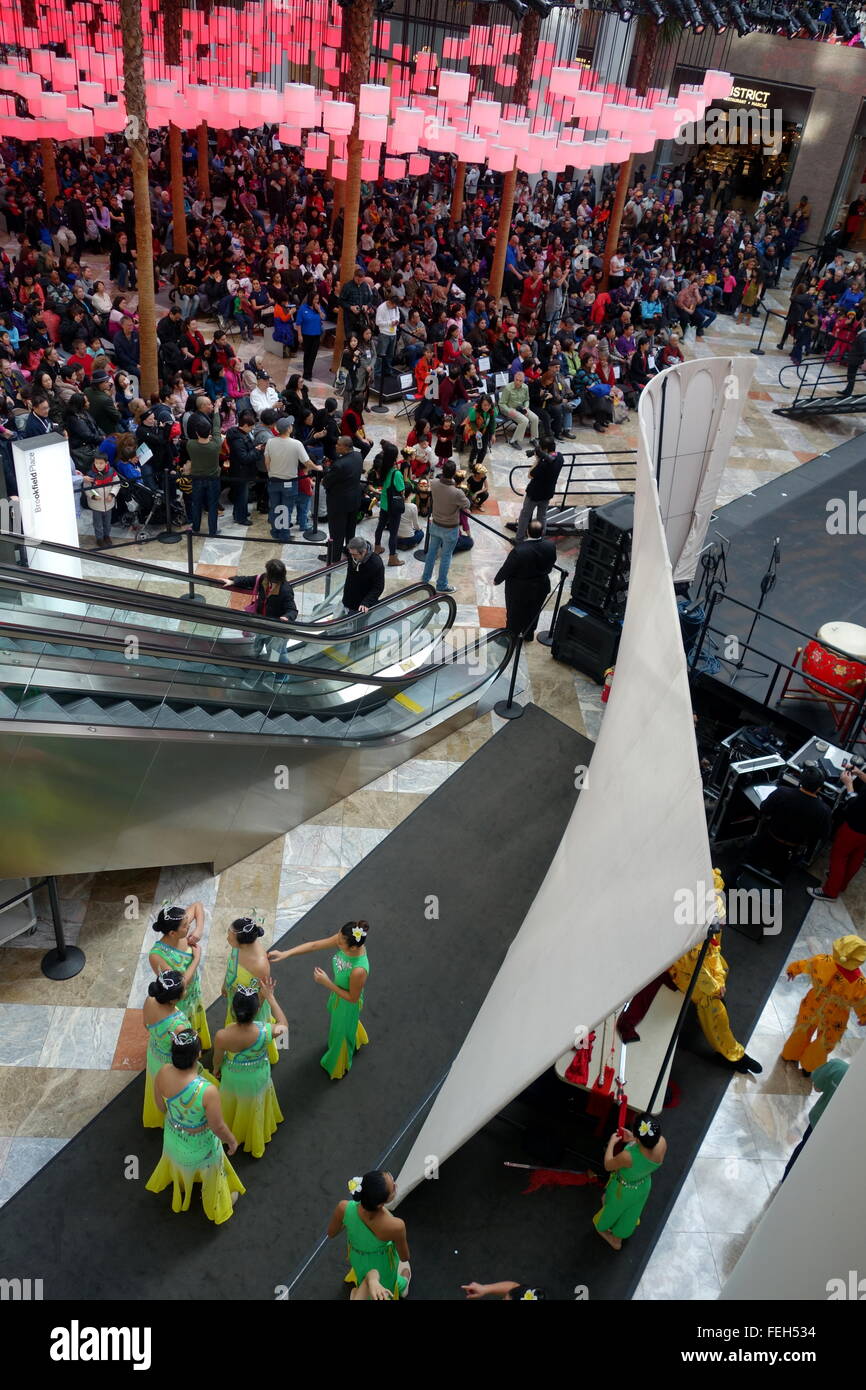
115, 476, 187, 541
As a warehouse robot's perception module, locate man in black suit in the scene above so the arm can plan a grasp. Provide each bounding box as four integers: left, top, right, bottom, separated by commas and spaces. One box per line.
322, 435, 363, 564
494, 520, 557, 642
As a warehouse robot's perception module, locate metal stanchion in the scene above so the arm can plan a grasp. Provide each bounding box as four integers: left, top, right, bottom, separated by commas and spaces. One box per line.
537, 566, 567, 648
750, 305, 772, 357
40, 875, 86, 980
494, 633, 526, 720
185, 529, 205, 603
303, 472, 326, 542
157, 468, 183, 544
414, 511, 431, 564
369, 348, 390, 414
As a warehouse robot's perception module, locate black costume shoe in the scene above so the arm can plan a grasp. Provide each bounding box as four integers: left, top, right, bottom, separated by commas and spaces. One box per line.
730, 1054, 763, 1073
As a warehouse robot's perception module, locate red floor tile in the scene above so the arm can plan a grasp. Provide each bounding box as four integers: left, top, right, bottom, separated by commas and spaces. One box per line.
478, 605, 508, 629
112, 1008, 147, 1071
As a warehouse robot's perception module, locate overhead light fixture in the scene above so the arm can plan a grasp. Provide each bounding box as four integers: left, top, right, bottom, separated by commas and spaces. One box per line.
645, 0, 666, 20
615, 0, 634, 17
502, 0, 529, 17
684, 0, 706, 31
725, 0, 752, 32
705, 0, 728, 30
793, 3, 820, 33
526, 0, 555, 13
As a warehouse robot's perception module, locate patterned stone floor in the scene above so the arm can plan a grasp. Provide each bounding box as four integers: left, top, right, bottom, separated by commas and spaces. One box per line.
2, 257, 865, 1298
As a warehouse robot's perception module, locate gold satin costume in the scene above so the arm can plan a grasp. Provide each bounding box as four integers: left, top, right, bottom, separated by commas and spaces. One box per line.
782, 935, 866, 1073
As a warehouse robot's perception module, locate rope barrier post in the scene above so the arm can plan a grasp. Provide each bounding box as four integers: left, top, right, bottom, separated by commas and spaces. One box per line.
40, 875, 86, 980
185, 528, 205, 604
537, 565, 567, 649
303, 471, 326, 542
750, 304, 771, 357
369, 340, 391, 415
494, 632, 526, 720
157, 468, 183, 544
414, 511, 431, 563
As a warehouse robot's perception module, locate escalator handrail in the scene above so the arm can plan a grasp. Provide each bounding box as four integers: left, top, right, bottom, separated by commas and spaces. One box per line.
0, 528, 344, 596
0, 597, 481, 693
0, 564, 441, 645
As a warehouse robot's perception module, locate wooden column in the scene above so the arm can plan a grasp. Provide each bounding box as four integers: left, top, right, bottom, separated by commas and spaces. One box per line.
487, 10, 541, 303
40, 138, 59, 206
331, 0, 375, 368
197, 121, 210, 196
120, 0, 159, 397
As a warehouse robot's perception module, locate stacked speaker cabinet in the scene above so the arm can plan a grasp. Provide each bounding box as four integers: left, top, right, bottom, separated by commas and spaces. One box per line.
552, 496, 634, 681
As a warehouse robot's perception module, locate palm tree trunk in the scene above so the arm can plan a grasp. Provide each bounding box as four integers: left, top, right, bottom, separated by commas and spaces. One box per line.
488, 11, 541, 303
331, 0, 375, 368
120, 0, 159, 397
603, 18, 658, 286
197, 121, 210, 196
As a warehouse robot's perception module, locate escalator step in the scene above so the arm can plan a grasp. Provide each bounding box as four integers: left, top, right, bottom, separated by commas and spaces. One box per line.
15, 693, 64, 719
152, 706, 205, 730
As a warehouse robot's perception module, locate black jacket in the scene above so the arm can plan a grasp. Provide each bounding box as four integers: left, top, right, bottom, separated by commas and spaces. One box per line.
322, 449, 363, 512
342, 549, 385, 612
526, 452, 563, 502
225, 426, 262, 482
495, 537, 557, 585
231, 574, 298, 622
85, 386, 121, 435
114, 330, 140, 372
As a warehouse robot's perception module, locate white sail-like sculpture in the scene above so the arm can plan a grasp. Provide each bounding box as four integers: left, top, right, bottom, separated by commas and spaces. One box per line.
395, 359, 745, 1201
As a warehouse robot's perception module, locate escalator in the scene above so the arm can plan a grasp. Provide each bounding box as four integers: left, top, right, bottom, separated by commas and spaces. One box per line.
0, 535, 514, 877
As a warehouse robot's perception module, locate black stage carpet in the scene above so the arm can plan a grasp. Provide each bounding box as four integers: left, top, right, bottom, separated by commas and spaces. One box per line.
294, 861, 814, 1301
0, 704, 590, 1301
704, 435, 866, 724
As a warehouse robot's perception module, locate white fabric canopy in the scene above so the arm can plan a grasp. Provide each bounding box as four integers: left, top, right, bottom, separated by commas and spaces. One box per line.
648, 356, 754, 582
395, 364, 718, 1201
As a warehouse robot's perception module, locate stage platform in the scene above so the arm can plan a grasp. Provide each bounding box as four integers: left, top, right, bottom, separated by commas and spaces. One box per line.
701, 434, 866, 735
0, 705, 590, 1301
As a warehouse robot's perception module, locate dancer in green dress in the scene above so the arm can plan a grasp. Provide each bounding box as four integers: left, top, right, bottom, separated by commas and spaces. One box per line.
149, 902, 210, 1049
142, 970, 189, 1128
223, 917, 279, 1065
593, 1114, 667, 1250
146, 1029, 244, 1224
269, 920, 370, 1080
326, 1170, 411, 1298
213, 982, 288, 1157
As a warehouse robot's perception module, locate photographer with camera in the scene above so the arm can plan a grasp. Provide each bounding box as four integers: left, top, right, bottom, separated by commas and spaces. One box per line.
515, 435, 563, 543
809, 759, 866, 903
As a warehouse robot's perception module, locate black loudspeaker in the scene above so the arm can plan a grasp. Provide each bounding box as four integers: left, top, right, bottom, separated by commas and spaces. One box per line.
571, 495, 634, 620
551, 604, 622, 682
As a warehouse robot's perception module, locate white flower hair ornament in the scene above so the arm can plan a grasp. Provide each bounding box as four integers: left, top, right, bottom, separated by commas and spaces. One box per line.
348, 1176, 363, 1195
351, 925, 365, 942
638, 1119, 654, 1138
521, 1289, 539, 1301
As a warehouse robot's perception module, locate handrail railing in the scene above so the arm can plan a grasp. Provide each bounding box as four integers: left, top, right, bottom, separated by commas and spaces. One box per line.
0, 565, 446, 649
508, 448, 637, 508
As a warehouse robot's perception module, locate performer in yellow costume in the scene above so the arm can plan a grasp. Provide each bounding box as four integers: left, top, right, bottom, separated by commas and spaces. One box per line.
669, 870, 762, 1074
782, 934, 866, 1074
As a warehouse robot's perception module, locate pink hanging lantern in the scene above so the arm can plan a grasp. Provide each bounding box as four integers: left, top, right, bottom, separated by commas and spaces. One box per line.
65, 107, 95, 138
91, 102, 127, 134
606, 138, 632, 164
50, 57, 77, 89
455, 133, 487, 163
77, 81, 105, 108
580, 139, 610, 166
423, 123, 457, 154
571, 90, 604, 121
384, 156, 406, 179
277, 126, 302, 146
30, 51, 53, 79
498, 118, 530, 152
702, 69, 734, 100
629, 127, 657, 154
359, 112, 387, 143
322, 99, 354, 134
468, 98, 501, 132
187, 85, 215, 115
651, 100, 681, 140
408, 153, 429, 176
437, 69, 470, 105
361, 158, 380, 181
548, 66, 584, 98
486, 144, 515, 173
332, 158, 348, 180
391, 106, 425, 153
304, 148, 328, 171
35, 91, 67, 120
359, 83, 390, 115
256, 89, 283, 123
284, 82, 316, 119
601, 103, 637, 133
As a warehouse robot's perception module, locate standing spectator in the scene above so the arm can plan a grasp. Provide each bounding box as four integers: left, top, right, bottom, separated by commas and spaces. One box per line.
372, 441, 407, 568
264, 416, 312, 543
295, 291, 325, 382
322, 434, 364, 564
374, 292, 401, 390
84, 453, 122, 548
494, 519, 556, 641
186, 397, 224, 537
421, 460, 471, 594
225, 410, 263, 525
808, 762, 866, 902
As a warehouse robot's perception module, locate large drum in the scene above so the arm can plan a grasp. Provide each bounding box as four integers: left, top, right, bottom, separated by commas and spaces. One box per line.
803, 622, 866, 698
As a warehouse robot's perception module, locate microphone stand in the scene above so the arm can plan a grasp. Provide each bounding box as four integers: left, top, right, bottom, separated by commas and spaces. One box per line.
729, 537, 780, 684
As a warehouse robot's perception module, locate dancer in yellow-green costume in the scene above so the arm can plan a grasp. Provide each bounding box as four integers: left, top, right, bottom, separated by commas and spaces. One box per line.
593, 1115, 667, 1250
146, 1029, 244, 1224
269, 919, 370, 1080
149, 902, 211, 1050
213, 982, 287, 1158
142, 970, 191, 1128
223, 917, 279, 1065
326, 1171, 411, 1298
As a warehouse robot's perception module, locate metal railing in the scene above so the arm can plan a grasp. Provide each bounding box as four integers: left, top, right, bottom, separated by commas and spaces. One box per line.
508, 447, 637, 513
773, 354, 860, 414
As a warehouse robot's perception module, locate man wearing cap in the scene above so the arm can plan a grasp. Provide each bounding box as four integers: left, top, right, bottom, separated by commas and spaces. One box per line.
249, 372, 280, 417
85, 370, 121, 436
264, 416, 313, 543
783, 935, 866, 1074
752, 764, 832, 881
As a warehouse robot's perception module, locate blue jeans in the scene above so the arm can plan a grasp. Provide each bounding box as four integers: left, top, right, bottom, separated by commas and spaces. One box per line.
695, 304, 716, 334
190, 475, 220, 535
376, 332, 397, 384
421, 522, 460, 590
268, 477, 298, 538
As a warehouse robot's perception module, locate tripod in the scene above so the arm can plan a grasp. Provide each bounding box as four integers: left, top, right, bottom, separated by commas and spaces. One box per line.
729, 537, 781, 684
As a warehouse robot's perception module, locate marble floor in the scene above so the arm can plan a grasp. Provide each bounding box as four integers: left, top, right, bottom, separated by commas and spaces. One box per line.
2, 252, 866, 1296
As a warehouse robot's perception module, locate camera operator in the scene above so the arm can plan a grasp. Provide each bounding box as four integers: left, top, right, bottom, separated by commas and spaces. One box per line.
809, 759, 866, 902
339, 266, 375, 341
515, 434, 563, 542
